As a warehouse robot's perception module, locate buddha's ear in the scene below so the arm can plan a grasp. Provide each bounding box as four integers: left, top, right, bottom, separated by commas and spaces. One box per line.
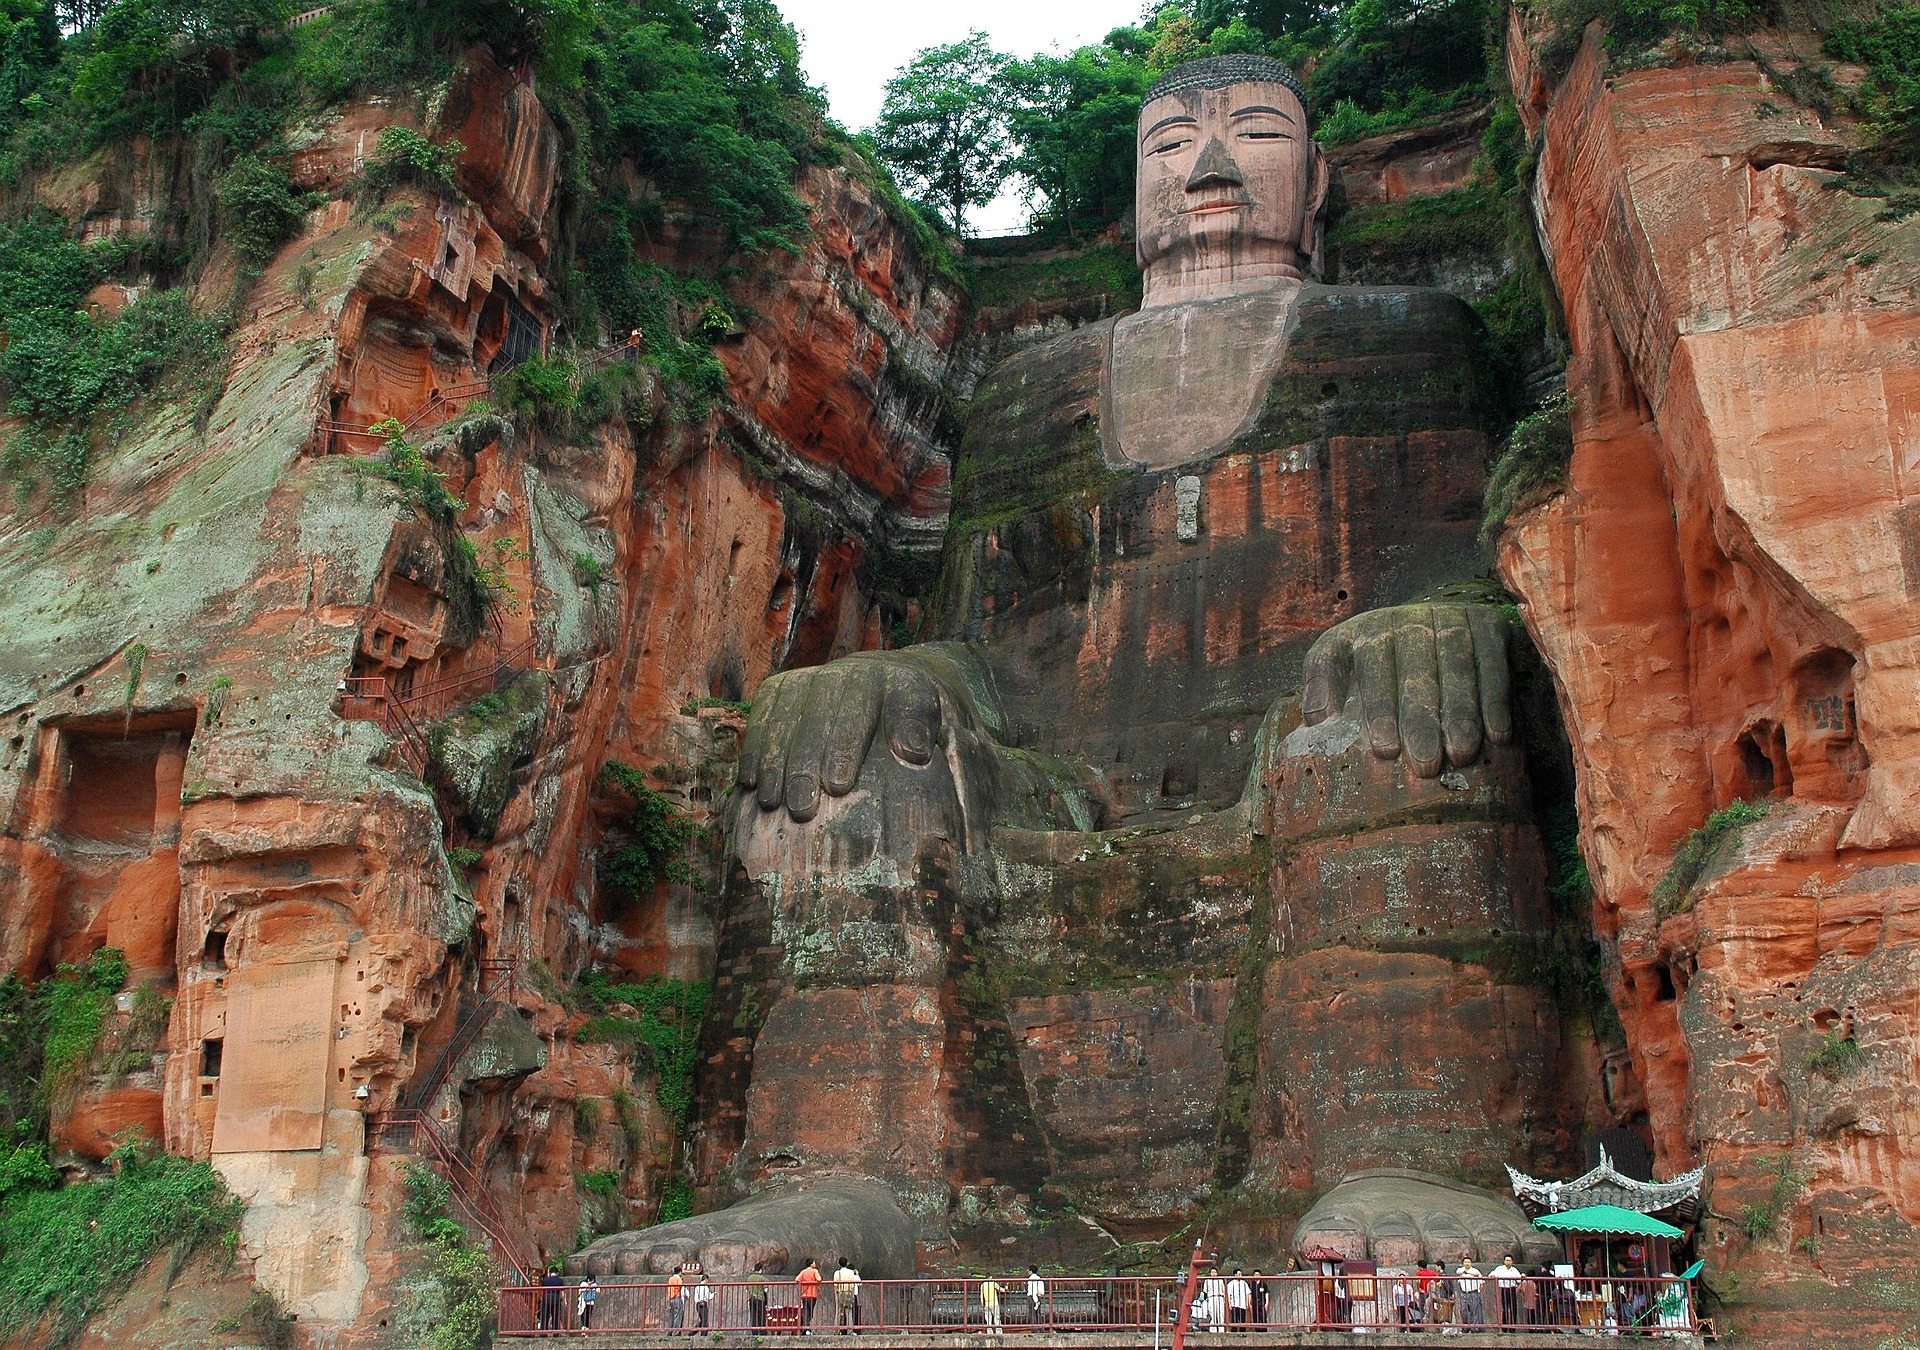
1302, 145, 1330, 280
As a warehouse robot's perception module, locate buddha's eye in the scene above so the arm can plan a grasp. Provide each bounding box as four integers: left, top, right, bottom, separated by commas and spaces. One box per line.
1239, 131, 1288, 141
1147, 137, 1192, 156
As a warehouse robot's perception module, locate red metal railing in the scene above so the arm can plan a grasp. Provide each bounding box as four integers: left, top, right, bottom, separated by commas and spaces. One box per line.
375, 1108, 538, 1280
322, 378, 496, 454
496, 1273, 1698, 1338
338, 636, 537, 774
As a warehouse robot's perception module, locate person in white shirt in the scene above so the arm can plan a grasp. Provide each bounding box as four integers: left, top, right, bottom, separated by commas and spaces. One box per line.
1203, 1269, 1227, 1333
1225, 1271, 1251, 1330
692, 1273, 716, 1329
1455, 1263, 1485, 1327
1026, 1266, 1047, 1325
833, 1258, 862, 1332
1491, 1257, 1523, 1326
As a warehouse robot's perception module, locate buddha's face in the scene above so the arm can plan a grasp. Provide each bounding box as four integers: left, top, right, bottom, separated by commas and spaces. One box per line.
1135, 79, 1325, 305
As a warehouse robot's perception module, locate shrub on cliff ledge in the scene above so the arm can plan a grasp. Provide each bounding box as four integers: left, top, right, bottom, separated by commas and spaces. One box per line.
1652, 799, 1767, 919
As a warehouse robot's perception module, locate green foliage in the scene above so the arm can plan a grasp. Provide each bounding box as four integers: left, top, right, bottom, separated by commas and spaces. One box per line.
1808, 1030, 1862, 1079
0, 1136, 59, 1202
595, 759, 694, 901
493, 351, 580, 430
0, 1139, 242, 1345
572, 971, 712, 1124
609, 1088, 645, 1153
217, 150, 310, 269
398, 1162, 496, 1350
999, 46, 1151, 236
654, 1176, 693, 1225
0, 215, 227, 501
873, 31, 1014, 233
573, 552, 605, 590
1482, 389, 1575, 541
1739, 1152, 1804, 1242
447, 845, 483, 872
352, 420, 465, 521
1827, 6, 1920, 193
1653, 800, 1768, 919
577, 1167, 621, 1197
362, 124, 463, 198
121, 642, 146, 710
575, 0, 819, 256
39, 948, 128, 1091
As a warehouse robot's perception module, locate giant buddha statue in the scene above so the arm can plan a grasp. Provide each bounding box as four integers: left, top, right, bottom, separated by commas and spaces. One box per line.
574, 56, 1594, 1281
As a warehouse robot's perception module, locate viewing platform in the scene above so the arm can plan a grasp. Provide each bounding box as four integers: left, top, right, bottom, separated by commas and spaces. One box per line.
497, 1274, 1705, 1347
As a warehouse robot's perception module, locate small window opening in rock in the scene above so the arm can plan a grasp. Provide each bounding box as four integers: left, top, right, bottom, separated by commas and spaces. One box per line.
338, 1068, 346, 1083
72, 684, 84, 698
175, 672, 187, 685
1336, 589, 1348, 602
1813, 1007, 1840, 1031
1655, 965, 1677, 1002
768, 574, 793, 612
202, 929, 228, 972
728, 539, 744, 573
1321, 382, 1338, 397
201, 1038, 223, 1078
441, 243, 457, 272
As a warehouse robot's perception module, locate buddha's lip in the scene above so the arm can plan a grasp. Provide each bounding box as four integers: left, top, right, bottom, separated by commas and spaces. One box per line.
1179, 200, 1252, 215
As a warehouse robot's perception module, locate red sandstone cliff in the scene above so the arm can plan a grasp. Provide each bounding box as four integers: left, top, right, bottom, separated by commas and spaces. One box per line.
1498, 15, 1920, 1331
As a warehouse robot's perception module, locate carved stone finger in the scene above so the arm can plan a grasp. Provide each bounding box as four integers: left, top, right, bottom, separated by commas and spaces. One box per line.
1468, 606, 1515, 746
883, 665, 942, 767
1301, 630, 1354, 727
1392, 612, 1444, 777
822, 661, 884, 796
1433, 606, 1483, 769
737, 672, 791, 791
1353, 626, 1400, 760
750, 673, 799, 809
781, 668, 846, 822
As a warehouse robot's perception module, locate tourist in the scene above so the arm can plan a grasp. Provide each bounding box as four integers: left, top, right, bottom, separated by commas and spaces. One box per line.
694, 1273, 715, 1329
1518, 1262, 1540, 1325
1190, 1286, 1213, 1333
748, 1261, 770, 1329
539, 1266, 565, 1331
577, 1275, 598, 1332
834, 1257, 862, 1332
1455, 1262, 1485, 1328
797, 1258, 822, 1331
1203, 1266, 1227, 1332
1492, 1255, 1523, 1325
1392, 1272, 1417, 1328
1250, 1269, 1270, 1328
1226, 1270, 1251, 1330
981, 1273, 1006, 1335
666, 1269, 686, 1332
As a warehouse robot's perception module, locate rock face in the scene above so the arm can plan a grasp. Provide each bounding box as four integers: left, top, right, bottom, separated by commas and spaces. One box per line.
1498, 19, 1920, 1310
0, 49, 970, 1338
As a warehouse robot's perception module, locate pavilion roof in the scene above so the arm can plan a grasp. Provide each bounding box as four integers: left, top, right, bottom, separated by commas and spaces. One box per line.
1507, 1146, 1703, 1221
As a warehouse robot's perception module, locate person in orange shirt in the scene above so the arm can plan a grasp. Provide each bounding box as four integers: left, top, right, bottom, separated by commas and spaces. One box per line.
666, 1269, 687, 1331
797, 1258, 822, 1332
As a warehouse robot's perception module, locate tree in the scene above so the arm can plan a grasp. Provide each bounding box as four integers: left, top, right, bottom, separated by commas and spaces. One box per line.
1005, 45, 1151, 235
871, 31, 1012, 234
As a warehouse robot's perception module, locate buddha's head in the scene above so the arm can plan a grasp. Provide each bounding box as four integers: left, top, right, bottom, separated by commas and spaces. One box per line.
1135, 55, 1329, 308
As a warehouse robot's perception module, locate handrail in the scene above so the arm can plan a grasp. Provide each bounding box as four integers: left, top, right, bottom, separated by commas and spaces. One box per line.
403, 958, 522, 1111
377, 1108, 538, 1279
335, 636, 537, 775
495, 1272, 1700, 1338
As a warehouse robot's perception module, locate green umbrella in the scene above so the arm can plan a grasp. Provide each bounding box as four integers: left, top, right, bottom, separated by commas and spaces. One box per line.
1531, 1205, 1684, 1239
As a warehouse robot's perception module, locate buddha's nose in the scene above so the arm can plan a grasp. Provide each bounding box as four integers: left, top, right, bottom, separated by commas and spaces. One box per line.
1185, 137, 1244, 192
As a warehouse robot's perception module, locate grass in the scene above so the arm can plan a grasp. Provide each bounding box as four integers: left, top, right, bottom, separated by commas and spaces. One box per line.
0, 1141, 242, 1345
1482, 390, 1575, 543
398, 1163, 498, 1350
1652, 800, 1767, 919
1807, 1031, 1862, 1080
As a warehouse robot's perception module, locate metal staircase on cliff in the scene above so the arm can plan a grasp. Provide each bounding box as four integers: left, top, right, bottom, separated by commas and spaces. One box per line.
373, 959, 537, 1278
339, 635, 537, 776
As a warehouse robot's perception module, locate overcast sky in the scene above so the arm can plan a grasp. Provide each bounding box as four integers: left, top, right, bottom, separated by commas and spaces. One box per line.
776, 0, 1147, 233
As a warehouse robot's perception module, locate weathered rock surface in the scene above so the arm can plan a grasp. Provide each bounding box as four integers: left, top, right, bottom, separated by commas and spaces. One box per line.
1498, 18, 1920, 1323
1294, 1169, 1562, 1267
569, 1179, 916, 1280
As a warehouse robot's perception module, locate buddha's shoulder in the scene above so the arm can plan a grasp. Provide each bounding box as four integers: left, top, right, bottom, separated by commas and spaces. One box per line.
1286, 281, 1484, 359
964, 317, 1117, 445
